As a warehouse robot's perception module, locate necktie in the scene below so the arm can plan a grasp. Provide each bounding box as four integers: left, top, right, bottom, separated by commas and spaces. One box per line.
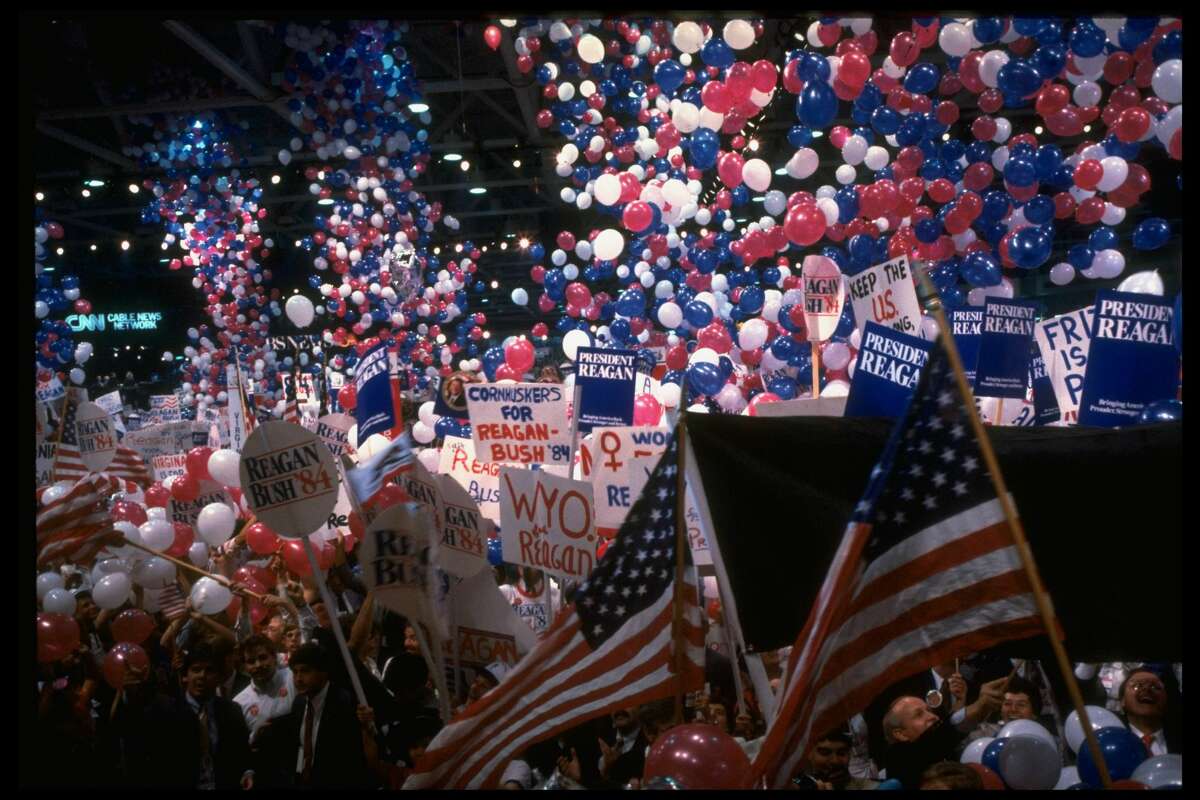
302, 701, 315, 784
1142, 733, 1155, 753
198, 706, 212, 760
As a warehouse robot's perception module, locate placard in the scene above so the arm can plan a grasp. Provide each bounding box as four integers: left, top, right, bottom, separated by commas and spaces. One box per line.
239, 421, 341, 536
1029, 344, 1061, 426
441, 570, 537, 669
801, 255, 846, 342
433, 371, 472, 421
574, 347, 638, 433
151, 453, 190, 481
94, 391, 126, 436
36, 373, 65, 404
498, 467, 597, 580
314, 413, 357, 459
846, 255, 922, 337
123, 420, 211, 462
36, 440, 56, 488
398, 460, 444, 530
1078, 290, 1179, 428
360, 502, 449, 638
750, 396, 848, 418
438, 436, 501, 522
466, 382, 572, 466
436, 476, 493, 578
844, 323, 932, 418
948, 308, 985, 387
150, 394, 182, 423
75, 401, 118, 473
1034, 306, 1096, 424
355, 340, 401, 442
168, 479, 238, 527
975, 298, 1039, 399
579, 426, 671, 536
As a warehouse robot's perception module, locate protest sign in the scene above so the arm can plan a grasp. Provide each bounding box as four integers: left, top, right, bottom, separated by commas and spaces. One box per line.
975, 298, 1040, 399
441, 570, 537, 670
948, 308, 985, 387
123, 420, 211, 462
239, 422, 341, 537
438, 436, 501, 522
574, 347, 638, 433
36, 373, 65, 404
150, 394, 182, 423
225, 364, 253, 453
398, 460, 444, 530
360, 502, 449, 639
433, 371, 472, 421
844, 323, 932, 418
95, 391, 126, 435
1029, 344, 1061, 426
498, 467, 597, 580
314, 413, 357, 459
75, 401, 118, 473
801, 254, 845, 342
355, 341, 402, 442
1078, 290, 1179, 428
579, 426, 671, 536
466, 382, 572, 466
168, 480, 238, 527
36, 440, 56, 488
436, 476, 493, 578
1034, 306, 1096, 424
846, 255, 922, 337
151, 453, 190, 482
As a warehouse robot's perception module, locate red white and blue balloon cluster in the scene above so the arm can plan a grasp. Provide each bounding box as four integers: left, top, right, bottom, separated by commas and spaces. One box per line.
491, 16, 1179, 414
34, 219, 96, 387
130, 111, 284, 416
277, 20, 492, 409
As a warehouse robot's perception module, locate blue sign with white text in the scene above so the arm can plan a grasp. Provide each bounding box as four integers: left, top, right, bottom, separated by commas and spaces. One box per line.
975, 298, 1040, 399
1078, 290, 1179, 428
845, 323, 932, 418
355, 341, 399, 442
948, 309, 984, 387
1029, 344, 1060, 426
575, 347, 638, 433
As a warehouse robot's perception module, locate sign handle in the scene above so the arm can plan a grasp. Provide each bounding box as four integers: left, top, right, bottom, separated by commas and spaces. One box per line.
811, 342, 821, 399
299, 535, 369, 707
119, 537, 269, 602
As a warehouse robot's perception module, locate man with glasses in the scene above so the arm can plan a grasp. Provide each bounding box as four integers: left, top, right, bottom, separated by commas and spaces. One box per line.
1119, 669, 1181, 756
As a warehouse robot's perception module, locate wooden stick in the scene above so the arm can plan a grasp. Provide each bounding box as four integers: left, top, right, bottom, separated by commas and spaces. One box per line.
915, 266, 1113, 789
300, 535, 369, 708
996, 398, 1004, 426
120, 538, 269, 602
672, 412, 689, 725
811, 342, 821, 399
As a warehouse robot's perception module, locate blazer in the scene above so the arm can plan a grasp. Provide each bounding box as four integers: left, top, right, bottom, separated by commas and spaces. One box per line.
253, 685, 374, 789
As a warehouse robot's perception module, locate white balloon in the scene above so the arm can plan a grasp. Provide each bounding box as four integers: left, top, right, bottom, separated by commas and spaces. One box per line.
35, 300, 49, 319
961, 737, 995, 764
577, 33, 604, 63
1151, 59, 1182, 104
823, 342, 851, 371
207, 450, 242, 487
656, 381, 682, 408
673, 20, 705, 53
864, 145, 890, 171
93, 572, 133, 609
689, 347, 719, 366
715, 383, 747, 413
1101, 203, 1126, 226
593, 229, 625, 261
1092, 248, 1126, 279
188, 541, 211, 567
738, 319, 769, 351
979, 50, 1010, 88
1073, 80, 1102, 107
763, 190, 788, 217
418, 401, 437, 427
1054, 766, 1081, 791
36, 571, 65, 600
138, 519, 174, 551
841, 135, 868, 166
823, 379, 850, 398
1064, 706, 1123, 753
190, 577, 233, 616
658, 302, 683, 328
42, 588, 77, 615
562, 329, 592, 361
997, 718, 1057, 748
1096, 156, 1128, 193
742, 158, 771, 192
835, 164, 857, 185
919, 315, 941, 341
196, 503, 236, 547
723, 19, 755, 50
593, 173, 622, 205
285, 294, 315, 327
1116, 270, 1164, 296
673, 102, 700, 133
939, 22, 974, 57
511, 287, 529, 306
417, 447, 441, 472
412, 420, 436, 444
1049, 262, 1076, 286
788, 148, 819, 179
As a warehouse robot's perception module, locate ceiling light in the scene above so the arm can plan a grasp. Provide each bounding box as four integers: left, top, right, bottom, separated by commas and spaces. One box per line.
752, 196, 764, 203
482, 245, 488, 252
90, 244, 97, 251
483, 331, 492, 339
775, 167, 788, 176
748, 139, 759, 151
512, 159, 522, 168
271, 174, 281, 184
121, 240, 130, 251
455, 243, 464, 253
295, 240, 302, 247
56, 247, 64, 255
460, 161, 471, 171
317, 197, 334, 205
942, 133, 951, 141
128, 183, 139, 194
1083, 125, 1092, 133
408, 102, 430, 114
443, 153, 463, 162
500, 242, 508, 250
43, 266, 55, 272
433, 247, 441, 254
1034, 126, 1044, 135
490, 280, 499, 289
811, 130, 824, 138
84, 179, 106, 188
36, 191, 44, 202
469, 186, 487, 194
81, 188, 91, 198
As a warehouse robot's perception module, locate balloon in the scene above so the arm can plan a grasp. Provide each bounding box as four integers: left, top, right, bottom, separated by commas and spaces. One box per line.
285, 295, 315, 327
189, 576, 233, 615
144, 483, 170, 508
37, 612, 81, 663
130, 555, 175, 588
658, 302, 683, 328
206, 449, 241, 488
171, 473, 201, 503
1151, 59, 1182, 104
196, 502, 236, 547
504, 338, 535, 373
1049, 262, 1076, 286
101, 642, 150, 689
36, 571, 65, 601
1132, 218, 1170, 250
1116, 271, 1164, 296
1055, 766, 1081, 791
185, 446, 213, 481
643, 724, 750, 790
1077, 727, 1151, 787
687, 362, 724, 396
742, 158, 771, 192
244, 521, 281, 555
562, 329, 591, 361
633, 393, 662, 426
995, 734, 1062, 790
961, 737, 995, 764
92, 572, 132, 609
511, 287, 528, 305
337, 384, 358, 411
188, 541, 211, 566
593, 229, 625, 260
111, 608, 156, 644
281, 539, 313, 577
42, 588, 76, 616
483, 24, 502, 51
138, 519, 174, 551
967, 763, 1007, 791
1129, 754, 1183, 789
997, 718, 1057, 748
577, 33, 605, 64
1138, 399, 1182, 424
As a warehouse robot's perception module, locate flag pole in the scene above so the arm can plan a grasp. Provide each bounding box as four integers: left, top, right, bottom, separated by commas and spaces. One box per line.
672, 411, 688, 725
118, 537, 270, 602
915, 266, 1113, 790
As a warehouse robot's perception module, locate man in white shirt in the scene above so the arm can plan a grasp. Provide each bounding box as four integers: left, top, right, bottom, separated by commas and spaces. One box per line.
499, 566, 561, 634
1120, 668, 1177, 756
233, 634, 296, 744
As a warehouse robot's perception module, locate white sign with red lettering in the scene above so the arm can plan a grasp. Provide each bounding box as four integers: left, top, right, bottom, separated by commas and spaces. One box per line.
151, 453, 189, 482
438, 436, 501, 522
498, 467, 597, 580
801, 255, 846, 342
465, 382, 573, 466
846, 255, 921, 337
579, 426, 671, 536
75, 401, 118, 473
436, 475, 493, 578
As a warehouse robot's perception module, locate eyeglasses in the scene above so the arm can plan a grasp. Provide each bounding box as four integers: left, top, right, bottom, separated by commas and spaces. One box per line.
1128, 680, 1165, 694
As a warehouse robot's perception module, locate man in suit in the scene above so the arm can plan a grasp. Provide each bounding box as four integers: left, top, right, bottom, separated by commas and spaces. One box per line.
597, 707, 649, 787
1119, 668, 1182, 755
109, 642, 254, 789
252, 642, 376, 789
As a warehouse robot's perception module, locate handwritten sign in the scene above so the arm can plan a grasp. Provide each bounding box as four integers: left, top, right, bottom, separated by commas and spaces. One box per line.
975, 298, 1039, 399
1034, 306, 1096, 425
36, 373, 65, 404
36, 440, 56, 488
239, 422, 341, 536
314, 413, 356, 459
1078, 290, 1179, 428
439, 436, 501, 522
436, 475, 493, 578
75, 401, 118, 473
847, 255, 921, 336
579, 426, 671, 536
574, 347, 638, 433
844, 323, 932, 418
466, 382, 572, 466
801, 255, 846, 342
360, 502, 449, 638
151, 453, 190, 481
499, 467, 596, 580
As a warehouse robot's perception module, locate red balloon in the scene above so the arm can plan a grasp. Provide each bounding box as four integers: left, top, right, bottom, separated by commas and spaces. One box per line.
632, 393, 662, 426
244, 521, 281, 556
725, 62, 754, 102
504, 338, 536, 374
483, 25, 502, 51
111, 500, 148, 526
111, 609, 156, 644
166, 522, 195, 558
1074, 159, 1104, 190
840, 51, 871, 87
666, 344, 689, 371
494, 364, 520, 381
967, 763, 1006, 790
171, 473, 201, 503
622, 201, 654, 232
783, 204, 826, 246
281, 539, 312, 577
716, 152, 744, 188
1075, 197, 1106, 225
337, 384, 357, 411
1114, 107, 1152, 143
185, 446, 213, 481
643, 724, 750, 789
889, 32, 920, 67
750, 59, 777, 92
747, 392, 783, 416
1035, 84, 1070, 116
697, 322, 732, 354
700, 81, 732, 114
706, 598, 722, 620
102, 642, 150, 689
37, 612, 81, 663
144, 484, 170, 509
555, 231, 576, 251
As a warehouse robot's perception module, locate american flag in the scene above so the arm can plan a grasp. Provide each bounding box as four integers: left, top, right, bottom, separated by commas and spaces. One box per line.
157, 583, 189, 620
404, 432, 705, 790
748, 339, 1045, 788
282, 370, 301, 424
36, 473, 122, 568
51, 389, 152, 487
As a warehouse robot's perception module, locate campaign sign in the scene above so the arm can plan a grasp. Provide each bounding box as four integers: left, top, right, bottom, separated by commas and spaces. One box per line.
1034, 306, 1096, 424
360, 502, 448, 638
355, 341, 400, 443
437, 476, 493, 578
499, 467, 596, 580
151, 453, 190, 481
844, 323, 932, 418
978, 397, 1038, 427
574, 347, 638, 434
439, 436, 501, 522
36, 440, 56, 488
846, 255, 922, 337
801, 255, 845, 342
239, 422, 341, 537
466, 382, 572, 466
947, 309, 985, 387
75, 401, 118, 473
441, 570, 536, 669
36, 373, 65, 404
314, 413, 356, 459
433, 371, 472, 421
579, 426, 671, 536
95, 391, 126, 435
975, 299, 1040, 399
168, 479, 238, 526
1078, 290, 1179, 428
1029, 344, 1061, 426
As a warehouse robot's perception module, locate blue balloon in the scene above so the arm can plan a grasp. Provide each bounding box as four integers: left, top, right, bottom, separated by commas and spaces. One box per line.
767, 376, 798, 400
1088, 227, 1118, 252
1077, 727, 1152, 787
1132, 218, 1171, 250
1139, 398, 1182, 424
1068, 244, 1096, 270
700, 38, 735, 68
653, 59, 686, 94
770, 335, 798, 361
689, 129, 720, 170
997, 59, 1043, 98
686, 362, 724, 396
737, 286, 764, 314
876, 779, 904, 791
903, 62, 940, 95
982, 738, 1011, 777
434, 416, 459, 438
1069, 22, 1107, 57
684, 300, 714, 327
1009, 227, 1054, 269
1004, 157, 1038, 187
797, 81, 838, 129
